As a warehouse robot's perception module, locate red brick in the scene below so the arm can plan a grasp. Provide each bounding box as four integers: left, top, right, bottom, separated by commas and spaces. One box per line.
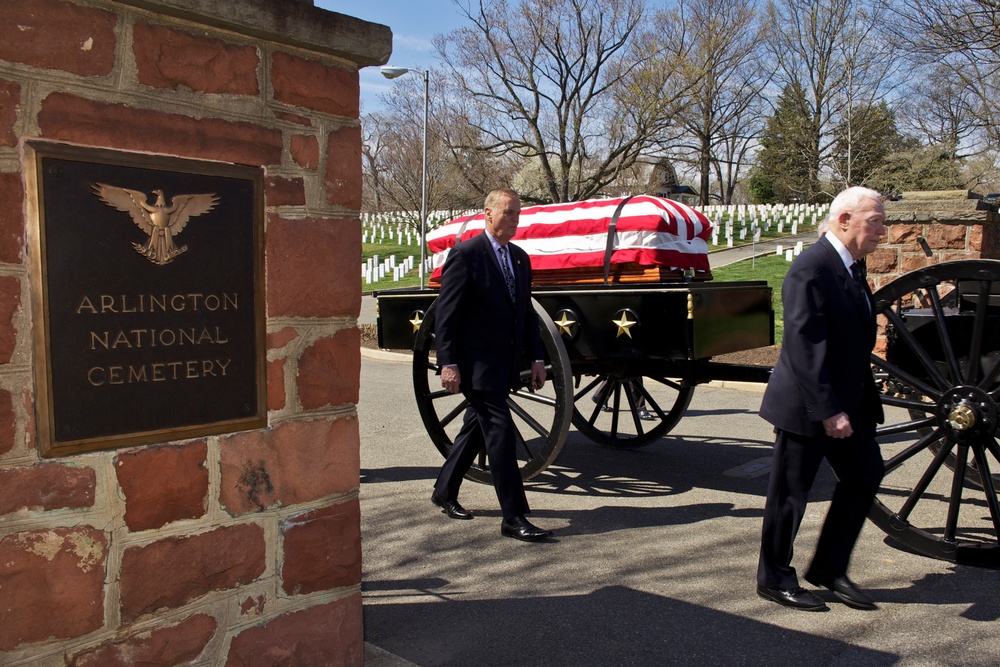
0, 78, 20, 147
133, 21, 259, 95
225, 594, 363, 667
968, 225, 983, 252
267, 358, 286, 410
0, 172, 25, 263
0, 275, 21, 364
38, 93, 282, 166
297, 329, 361, 410
292, 134, 320, 169
325, 125, 363, 209
119, 524, 265, 623
265, 175, 306, 206
115, 441, 208, 532
0, 0, 116, 77
271, 52, 359, 118
923, 223, 967, 250
267, 327, 298, 350
887, 222, 921, 245
866, 247, 898, 275
67, 613, 217, 667
281, 498, 361, 595
0, 527, 107, 651
0, 389, 14, 455
218, 418, 359, 515
0, 464, 96, 515
265, 215, 361, 318
901, 253, 939, 273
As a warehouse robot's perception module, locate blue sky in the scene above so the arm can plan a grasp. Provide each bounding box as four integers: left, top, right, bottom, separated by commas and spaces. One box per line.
314, 1, 468, 112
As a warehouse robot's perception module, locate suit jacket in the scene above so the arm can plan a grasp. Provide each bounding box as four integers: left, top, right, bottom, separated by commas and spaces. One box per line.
759, 234, 884, 437
434, 232, 543, 393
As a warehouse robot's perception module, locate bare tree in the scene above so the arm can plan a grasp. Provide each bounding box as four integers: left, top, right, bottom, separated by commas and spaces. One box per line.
663, 0, 770, 205
435, 0, 690, 203
884, 0, 1000, 148
763, 0, 899, 200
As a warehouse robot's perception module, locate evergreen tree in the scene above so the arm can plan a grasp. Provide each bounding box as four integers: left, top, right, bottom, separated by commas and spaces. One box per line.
750, 81, 814, 203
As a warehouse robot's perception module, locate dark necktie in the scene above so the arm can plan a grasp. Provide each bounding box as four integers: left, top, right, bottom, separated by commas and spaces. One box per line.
499, 246, 516, 303
851, 262, 870, 310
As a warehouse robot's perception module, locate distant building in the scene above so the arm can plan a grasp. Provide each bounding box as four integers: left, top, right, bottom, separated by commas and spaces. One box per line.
648, 159, 699, 206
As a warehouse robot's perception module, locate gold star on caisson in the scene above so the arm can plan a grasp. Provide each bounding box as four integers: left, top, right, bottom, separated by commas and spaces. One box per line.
554, 311, 577, 337
409, 310, 424, 333
612, 311, 637, 338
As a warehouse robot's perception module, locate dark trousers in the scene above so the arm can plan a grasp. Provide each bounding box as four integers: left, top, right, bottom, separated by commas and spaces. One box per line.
433, 389, 530, 520
757, 428, 884, 589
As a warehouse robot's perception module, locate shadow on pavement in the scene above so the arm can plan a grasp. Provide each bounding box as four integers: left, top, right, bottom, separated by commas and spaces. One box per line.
363, 585, 897, 666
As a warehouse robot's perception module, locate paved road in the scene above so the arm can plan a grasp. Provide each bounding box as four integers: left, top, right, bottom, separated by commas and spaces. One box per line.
358, 352, 1000, 667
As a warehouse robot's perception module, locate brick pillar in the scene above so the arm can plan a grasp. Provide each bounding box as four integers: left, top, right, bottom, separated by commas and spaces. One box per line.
870, 190, 1000, 357
872, 190, 1000, 290
0, 1, 389, 664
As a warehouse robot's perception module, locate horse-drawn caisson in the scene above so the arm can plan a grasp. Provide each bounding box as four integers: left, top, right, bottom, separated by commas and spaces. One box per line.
374, 195, 1000, 567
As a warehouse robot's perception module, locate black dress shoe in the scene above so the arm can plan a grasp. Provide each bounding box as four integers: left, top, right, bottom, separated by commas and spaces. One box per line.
805, 573, 877, 610
757, 585, 828, 611
500, 516, 552, 541
431, 492, 473, 520
636, 409, 656, 421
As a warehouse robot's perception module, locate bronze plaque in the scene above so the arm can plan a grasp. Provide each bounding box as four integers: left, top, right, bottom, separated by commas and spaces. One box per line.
25, 142, 266, 457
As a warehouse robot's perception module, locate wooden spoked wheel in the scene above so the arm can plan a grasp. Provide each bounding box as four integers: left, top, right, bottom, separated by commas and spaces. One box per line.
570, 372, 694, 449
411, 298, 574, 484
869, 260, 1000, 566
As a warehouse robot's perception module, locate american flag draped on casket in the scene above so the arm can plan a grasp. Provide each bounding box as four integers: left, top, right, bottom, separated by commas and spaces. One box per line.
426, 195, 714, 286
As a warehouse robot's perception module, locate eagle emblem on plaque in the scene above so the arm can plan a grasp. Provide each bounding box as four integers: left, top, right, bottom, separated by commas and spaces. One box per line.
92, 183, 219, 265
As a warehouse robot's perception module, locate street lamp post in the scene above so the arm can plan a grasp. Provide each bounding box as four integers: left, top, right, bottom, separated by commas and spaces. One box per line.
380, 65, 429, 289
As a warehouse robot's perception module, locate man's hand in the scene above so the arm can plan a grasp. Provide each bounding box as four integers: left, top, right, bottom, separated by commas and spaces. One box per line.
823, 411, 853, 439
441, 365, 460, 394
530, 361, 546, 391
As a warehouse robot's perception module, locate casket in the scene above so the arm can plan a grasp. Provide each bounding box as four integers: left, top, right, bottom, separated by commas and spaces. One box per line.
426, 195, 713, 286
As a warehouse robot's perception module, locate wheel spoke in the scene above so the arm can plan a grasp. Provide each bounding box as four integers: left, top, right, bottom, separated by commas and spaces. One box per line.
637, 376, 669, 419
970, 442, 1000, 540
944, 445, 971, 542
964, 279, 992, 385
927, 285, 964, 386
896, 438, 954, 522
646, 375, 685, 392
623, 381, 646, 436
882, 427, 945, 472
436, 399, 468, 430
881, 306, 952, 392
508, 397, 550, 440
878, 416, 936, 439
871, 353, 942, 402
511, 389, 558, 407
573, 375, 605, 402
880, 393, 936, 412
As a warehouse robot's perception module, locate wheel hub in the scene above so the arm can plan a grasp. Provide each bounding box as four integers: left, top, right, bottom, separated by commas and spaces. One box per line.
937, 385, 999, 443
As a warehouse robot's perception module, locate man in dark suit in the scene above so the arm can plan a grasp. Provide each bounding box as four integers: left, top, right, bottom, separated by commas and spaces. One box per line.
431, 188, 551, 541
757, 186, 886, 611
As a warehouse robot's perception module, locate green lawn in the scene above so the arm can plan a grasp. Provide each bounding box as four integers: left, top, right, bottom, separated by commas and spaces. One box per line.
710, 254, 791, 342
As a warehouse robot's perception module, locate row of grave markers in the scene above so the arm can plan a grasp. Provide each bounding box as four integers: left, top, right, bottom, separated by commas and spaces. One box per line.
361, 202, 831, 283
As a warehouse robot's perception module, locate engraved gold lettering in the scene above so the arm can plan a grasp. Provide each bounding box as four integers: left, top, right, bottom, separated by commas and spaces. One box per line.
171, 295, 186, 311
100, 295, 116, 313
90, 331, 109, 350
151, 363, 165, 381
86, 359, 233, 385
77, 296, 97, 314
88, 367, 104, 386
204, 294, 220, 310
129, 366, 147, 382
149, 294, 166, 311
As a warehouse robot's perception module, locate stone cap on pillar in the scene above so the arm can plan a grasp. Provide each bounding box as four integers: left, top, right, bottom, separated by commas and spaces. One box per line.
884, 189, 999, 222
117, 0, 392, 67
